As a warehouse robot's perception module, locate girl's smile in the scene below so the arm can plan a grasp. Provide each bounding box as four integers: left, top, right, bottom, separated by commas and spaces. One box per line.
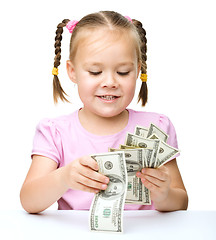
96, 95, 120, 102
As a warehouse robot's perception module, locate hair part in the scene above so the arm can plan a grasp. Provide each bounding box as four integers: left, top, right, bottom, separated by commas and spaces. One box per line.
53, 11, 148, 106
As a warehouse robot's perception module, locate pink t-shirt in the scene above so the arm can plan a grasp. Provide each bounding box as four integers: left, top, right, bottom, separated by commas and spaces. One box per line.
32, 109, 179, 210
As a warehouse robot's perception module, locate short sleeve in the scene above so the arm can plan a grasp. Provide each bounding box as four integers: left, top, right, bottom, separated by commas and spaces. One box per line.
31, 119, 62, 165
158, 114, 180, 159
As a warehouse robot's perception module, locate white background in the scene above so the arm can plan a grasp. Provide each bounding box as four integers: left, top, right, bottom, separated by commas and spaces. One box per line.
1, 0, 215, 211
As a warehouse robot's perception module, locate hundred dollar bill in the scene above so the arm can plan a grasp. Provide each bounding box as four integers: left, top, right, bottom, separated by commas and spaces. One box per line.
89, 152, 128, 232
146, 149, 156, 168
147, 133, 180, 167
157, 140, 180, 167
125, 133, 159, 149
146, 123, 169, 143
109, 148, 151, 205
125, 133, 160, 168
119, 145, 157, 169
134, 125, 148, 138
119, 145, 155, 168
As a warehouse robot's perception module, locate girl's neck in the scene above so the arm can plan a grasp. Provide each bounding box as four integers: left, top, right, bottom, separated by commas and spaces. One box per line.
78, 108, 129, 136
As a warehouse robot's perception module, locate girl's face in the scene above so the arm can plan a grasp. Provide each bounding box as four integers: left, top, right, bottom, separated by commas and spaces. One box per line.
67, 28, 140, 119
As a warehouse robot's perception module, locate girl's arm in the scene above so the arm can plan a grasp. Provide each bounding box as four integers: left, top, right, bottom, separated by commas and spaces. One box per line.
20, 155, 109, 213
137, 159, 188, 211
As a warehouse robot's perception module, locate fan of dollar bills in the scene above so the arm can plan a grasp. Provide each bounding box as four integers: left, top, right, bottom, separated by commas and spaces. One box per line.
89, 123, 180, 232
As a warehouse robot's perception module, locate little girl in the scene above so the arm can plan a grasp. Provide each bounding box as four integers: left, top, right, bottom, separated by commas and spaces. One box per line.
20, 11, 188, 213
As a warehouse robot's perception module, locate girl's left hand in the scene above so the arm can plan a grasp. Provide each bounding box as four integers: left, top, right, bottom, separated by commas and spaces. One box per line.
136, 166, 171, 204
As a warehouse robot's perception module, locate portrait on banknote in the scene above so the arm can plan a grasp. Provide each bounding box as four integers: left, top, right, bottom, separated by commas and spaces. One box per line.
100, 174, 125, 200
126, 160, 142, 176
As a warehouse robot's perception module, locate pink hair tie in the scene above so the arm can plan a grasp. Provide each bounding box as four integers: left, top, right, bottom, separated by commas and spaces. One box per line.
66, 20, 79, 33
125, 16, 133, 23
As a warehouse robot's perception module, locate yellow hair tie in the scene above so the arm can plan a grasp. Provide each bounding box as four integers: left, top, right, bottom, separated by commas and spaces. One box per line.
140, 73, 147, 82
52, 67, 58, 76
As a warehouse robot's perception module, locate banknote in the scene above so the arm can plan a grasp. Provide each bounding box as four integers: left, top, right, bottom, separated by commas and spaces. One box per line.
119, 145, 156, 169
125, 132, 160, 150
89, 152, 128, 232
131, 125, 179, 168
109, 148, 151, 205
125, 133, 160, 168
147, 133, 180, 167
158, 141, 179, 166
134, 125, 148, 138
146, 123, 169, 143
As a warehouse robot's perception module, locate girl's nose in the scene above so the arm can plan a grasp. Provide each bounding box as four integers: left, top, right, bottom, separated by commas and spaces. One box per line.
100, 73, 119, 88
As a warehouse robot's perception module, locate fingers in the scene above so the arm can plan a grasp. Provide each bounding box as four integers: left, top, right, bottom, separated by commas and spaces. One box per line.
65, 156, 110, 193
141, 166, 168, 182
136, 166, 170, 189
75, 173, 108, 191
136, 166, 171, 204
141, 177, 158, 192
70, 181, 100, 194
79, 156, 99, 171
78, 156, 109, 184
141, 174, 163, 188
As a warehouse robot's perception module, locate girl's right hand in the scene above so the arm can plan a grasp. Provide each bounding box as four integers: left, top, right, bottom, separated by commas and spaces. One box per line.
62, 156, 109, 193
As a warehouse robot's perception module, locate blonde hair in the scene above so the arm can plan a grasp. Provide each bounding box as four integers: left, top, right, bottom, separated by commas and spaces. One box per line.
53, 11, 148, 106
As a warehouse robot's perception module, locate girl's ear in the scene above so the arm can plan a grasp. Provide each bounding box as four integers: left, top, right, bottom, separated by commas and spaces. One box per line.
66, 60, 77, 83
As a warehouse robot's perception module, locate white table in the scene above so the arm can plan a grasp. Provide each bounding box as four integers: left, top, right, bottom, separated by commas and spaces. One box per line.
0, 210, 215, 240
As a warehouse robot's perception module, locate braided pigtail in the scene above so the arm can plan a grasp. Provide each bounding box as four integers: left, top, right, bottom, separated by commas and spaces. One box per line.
132, 19, 148, 106
53, 19, 70, 104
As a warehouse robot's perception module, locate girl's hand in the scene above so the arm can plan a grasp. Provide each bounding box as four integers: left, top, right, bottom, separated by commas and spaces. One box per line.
63, 156, 109, 194
136, 166, 171, 204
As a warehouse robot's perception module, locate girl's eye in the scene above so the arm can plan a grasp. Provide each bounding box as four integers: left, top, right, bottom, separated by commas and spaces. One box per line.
117, 71, 130, 76
89, 71, 102, 76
